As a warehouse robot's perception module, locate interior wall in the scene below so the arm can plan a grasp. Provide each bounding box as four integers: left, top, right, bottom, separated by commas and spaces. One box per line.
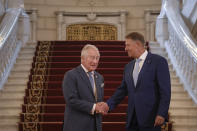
24, 0, 161, 41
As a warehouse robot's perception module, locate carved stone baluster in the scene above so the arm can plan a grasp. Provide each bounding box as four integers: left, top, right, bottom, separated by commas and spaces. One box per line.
179, 45, 184, 73
185, 53, 190, 82
188, 57, 193, 84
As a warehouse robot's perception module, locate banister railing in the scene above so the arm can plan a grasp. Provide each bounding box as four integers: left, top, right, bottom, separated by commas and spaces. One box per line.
156, 0, 197, 104
0, 8, 23, 90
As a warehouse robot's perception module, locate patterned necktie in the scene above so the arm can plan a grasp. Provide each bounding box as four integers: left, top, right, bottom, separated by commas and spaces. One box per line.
133, 59, 141, 86
87, 71, 94, 91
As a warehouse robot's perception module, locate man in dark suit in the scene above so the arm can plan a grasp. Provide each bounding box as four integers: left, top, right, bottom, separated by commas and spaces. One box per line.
62, 44, 108, 131
105, 32, 171, 131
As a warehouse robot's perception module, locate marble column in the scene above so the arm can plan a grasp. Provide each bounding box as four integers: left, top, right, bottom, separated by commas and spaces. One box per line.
56, 11, 64, 40
145, 10, 160, 42
120, 11, 127, 40
18, 10, 31, 46
31, 8, 37, 43
145, 11, 151, 41
155, 16, 168, 47
150, 22, 155, 41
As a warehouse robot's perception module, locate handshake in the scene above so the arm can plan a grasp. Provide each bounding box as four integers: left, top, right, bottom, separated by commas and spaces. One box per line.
95, 102, 109, 115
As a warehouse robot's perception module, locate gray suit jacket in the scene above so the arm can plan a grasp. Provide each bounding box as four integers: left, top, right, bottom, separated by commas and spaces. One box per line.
62, 65, 104, 131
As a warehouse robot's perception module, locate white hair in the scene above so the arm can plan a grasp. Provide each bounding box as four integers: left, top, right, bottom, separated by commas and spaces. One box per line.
81, 44, 100, 58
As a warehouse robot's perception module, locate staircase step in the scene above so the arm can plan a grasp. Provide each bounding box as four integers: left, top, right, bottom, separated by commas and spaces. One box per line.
15, 63, 32, 67
5, 82, 27, 86
170, 106, 197, 114
16, 59, 33, 64
149, 42, 161, 47
0, 90, 25, 99
171, 87, 184, 92
8, 75, 29, 80
170, 104, 197, 108
22, 44, 36, 49
170, 98, 195, 106
0, 98, 24, 106
0, 106, 21, 115
0, 116, 19, 126
170, 80, 180, 85
173, 123, 197, 131
10, 71, 30, 78
12, 68, 31, 72
18, 55, 35, 59
171, 77, 179, 83
10, 70, 30, 75
7, 77, 28, 82
169, 68, 174, 72
0, 114, 19, 121
0, 123, 18, 131
18, 51, 35, 56
6, 80, 28, 85
19, 49, 35, 54
171, 114, 197, 125
13, 66, 32, 71
171, 83, 182, 87
3, 85, 27, 91
17, 57, 34, 61
149, 47, 165, 53
21, 47, 35, 51
170, 71, 176, 76
171, 91, 189, 97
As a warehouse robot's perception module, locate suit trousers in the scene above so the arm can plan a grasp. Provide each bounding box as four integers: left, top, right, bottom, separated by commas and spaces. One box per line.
126, 109, 161, 131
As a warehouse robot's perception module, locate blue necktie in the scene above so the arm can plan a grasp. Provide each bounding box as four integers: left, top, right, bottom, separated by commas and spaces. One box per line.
87, 71, 94, 91
133, 59, 141, 86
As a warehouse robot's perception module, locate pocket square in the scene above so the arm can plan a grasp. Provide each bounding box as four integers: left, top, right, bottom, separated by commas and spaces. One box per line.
100, 83, 104, 88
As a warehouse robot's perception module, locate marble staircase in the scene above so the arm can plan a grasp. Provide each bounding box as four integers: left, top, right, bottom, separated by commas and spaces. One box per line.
0, 41, 196, 131
150, 42, 197, 131
0, 43, 36, 131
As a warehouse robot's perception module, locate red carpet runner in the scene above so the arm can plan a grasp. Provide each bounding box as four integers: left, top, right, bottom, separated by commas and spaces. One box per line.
18, 41, 172, 131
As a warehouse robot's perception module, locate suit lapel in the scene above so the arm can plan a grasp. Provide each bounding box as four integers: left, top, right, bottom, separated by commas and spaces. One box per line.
76, 65, 95, 98
136, 52, 152, 87
128, 60, 135, 87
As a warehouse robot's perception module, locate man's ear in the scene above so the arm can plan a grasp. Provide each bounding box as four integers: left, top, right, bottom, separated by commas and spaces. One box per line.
135, 40, 140, 47
136, 40, 143, 48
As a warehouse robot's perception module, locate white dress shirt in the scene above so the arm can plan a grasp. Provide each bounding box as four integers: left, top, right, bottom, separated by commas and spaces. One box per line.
134, 50, 148, 73
81, 64, 96, 115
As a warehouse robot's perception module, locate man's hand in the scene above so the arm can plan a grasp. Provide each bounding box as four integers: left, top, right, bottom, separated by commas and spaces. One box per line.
95, 102, 109, 115
154, 115, 165, 127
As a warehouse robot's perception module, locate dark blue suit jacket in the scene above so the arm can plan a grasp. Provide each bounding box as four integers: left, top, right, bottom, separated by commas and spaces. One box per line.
107, 52, 171, 128
62, 65, 104, 131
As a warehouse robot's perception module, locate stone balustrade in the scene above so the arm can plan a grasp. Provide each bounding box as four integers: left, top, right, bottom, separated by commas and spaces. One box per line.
0, 7, 30, 90
156, 0, 197, 104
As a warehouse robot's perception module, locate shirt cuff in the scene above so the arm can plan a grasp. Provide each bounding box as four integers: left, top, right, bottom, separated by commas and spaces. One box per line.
91, 104, 96, 115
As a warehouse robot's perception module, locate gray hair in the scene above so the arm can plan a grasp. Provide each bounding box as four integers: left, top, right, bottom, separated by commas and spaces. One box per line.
81, 44, 100, 57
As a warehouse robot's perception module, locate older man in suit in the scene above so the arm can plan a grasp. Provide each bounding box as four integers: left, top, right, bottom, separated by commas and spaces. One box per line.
62, 44, 108, 131
102, 32, 171, 131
